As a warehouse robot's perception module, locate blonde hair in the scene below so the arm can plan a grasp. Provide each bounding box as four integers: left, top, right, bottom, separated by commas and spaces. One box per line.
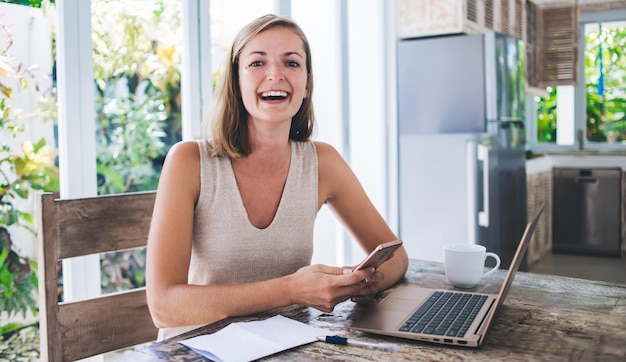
204, 14, 316, 158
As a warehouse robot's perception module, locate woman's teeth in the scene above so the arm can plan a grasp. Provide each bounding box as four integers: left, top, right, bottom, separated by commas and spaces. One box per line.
261, 91, 287, 100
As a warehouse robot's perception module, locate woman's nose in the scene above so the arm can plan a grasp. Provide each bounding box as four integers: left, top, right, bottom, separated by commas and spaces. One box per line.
266, 63, 284, 81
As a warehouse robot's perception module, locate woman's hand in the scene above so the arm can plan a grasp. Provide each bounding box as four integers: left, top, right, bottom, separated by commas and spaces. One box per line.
349, 268, 384, 303
286, 264, 375, 312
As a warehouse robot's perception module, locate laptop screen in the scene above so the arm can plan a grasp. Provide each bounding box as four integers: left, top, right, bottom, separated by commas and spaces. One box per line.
494, 204, 544, 309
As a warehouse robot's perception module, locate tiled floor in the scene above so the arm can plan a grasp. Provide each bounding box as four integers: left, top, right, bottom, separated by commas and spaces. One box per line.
528, 252, 626, 284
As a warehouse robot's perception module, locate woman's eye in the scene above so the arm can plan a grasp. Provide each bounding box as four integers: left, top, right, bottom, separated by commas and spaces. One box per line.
286, 61, 300, 68
250, 61, 263, 67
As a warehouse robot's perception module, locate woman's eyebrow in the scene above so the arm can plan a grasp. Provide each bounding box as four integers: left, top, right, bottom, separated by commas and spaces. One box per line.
243, 50, 304, 58
283, 51, 304, 59
243, 50, 267, 57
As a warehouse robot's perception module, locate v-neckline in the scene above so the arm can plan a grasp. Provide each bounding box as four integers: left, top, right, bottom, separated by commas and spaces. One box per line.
228, 142, 293, 230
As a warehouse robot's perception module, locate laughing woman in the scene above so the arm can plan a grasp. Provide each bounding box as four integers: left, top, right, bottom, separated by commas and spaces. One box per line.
146, 14, 408, 340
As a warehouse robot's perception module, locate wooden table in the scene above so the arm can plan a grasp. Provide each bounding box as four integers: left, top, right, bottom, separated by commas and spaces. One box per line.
119, 259, 626, 361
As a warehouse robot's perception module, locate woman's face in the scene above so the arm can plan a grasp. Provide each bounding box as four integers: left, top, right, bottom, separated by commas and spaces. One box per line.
238, 26, 309, 129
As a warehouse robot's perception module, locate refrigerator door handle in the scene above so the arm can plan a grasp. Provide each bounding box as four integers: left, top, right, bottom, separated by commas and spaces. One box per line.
477, 144, 490, 227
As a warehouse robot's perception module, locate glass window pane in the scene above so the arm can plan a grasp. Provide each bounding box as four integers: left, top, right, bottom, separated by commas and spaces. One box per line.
92, 0, 182, 195
584, 21, 626, 144
534, 87, 557, 143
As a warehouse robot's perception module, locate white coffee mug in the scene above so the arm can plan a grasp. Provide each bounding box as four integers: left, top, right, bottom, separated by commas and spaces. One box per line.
444, 244, 501, 288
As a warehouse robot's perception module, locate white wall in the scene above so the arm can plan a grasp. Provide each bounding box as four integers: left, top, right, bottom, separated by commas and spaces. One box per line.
292, 2, 347, 266
346, 0, 394, 264
293, 1, 396, 266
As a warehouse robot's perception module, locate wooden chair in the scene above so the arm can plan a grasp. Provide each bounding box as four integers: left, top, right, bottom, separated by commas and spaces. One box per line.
38, 191, 158, 361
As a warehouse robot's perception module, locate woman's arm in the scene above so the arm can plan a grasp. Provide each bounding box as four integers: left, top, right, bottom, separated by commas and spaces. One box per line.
145, 141, 375, 328
316, 141, 409, 299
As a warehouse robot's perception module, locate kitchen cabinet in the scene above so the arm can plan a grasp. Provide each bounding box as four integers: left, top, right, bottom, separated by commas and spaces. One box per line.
526, 169, 552, 266
397, 0, 526, 40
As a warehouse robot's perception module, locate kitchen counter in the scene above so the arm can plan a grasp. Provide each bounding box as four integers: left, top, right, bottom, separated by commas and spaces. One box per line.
526, 154, 626, 174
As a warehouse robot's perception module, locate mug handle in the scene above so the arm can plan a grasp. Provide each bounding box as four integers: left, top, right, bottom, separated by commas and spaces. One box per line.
482, 252, 501, 277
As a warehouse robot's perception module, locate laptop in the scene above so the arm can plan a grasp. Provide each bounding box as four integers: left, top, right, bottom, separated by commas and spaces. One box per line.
351, 205, 544, 347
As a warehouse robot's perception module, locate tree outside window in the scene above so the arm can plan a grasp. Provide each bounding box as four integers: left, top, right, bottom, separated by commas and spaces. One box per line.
584, 21, 626, 143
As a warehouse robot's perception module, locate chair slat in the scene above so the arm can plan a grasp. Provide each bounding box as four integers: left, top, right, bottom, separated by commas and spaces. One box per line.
53, 192, 156, 259
38, 191, 158, 361
58, 289, 155, 361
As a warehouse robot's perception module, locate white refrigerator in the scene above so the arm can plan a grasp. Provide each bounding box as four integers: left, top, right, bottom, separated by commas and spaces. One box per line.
399, 133, 497, 262
397, 32, 527, 269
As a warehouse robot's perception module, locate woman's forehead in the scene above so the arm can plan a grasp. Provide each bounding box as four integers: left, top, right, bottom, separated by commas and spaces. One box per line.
240, 27, 305, 56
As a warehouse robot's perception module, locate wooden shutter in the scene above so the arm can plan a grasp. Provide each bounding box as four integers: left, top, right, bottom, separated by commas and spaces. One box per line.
485, 0, 495, 29
514, 0, 526, 40
527, 2, 579, 88
488, 0, 527, 40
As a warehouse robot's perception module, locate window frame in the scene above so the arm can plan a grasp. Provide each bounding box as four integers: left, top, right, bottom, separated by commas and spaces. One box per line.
528, 8, 626, 153
56, 0, 100, 303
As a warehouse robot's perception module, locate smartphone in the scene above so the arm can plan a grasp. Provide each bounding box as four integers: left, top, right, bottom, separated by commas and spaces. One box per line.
352, 239, 403, 271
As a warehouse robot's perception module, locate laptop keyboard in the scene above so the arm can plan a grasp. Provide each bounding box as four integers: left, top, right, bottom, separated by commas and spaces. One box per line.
398, 291, 488, 338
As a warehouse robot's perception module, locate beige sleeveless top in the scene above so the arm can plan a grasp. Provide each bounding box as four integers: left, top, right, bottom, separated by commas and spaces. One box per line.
158, 140, 318, 340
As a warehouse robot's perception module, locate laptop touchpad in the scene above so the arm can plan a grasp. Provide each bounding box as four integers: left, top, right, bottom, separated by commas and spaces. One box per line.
377, 297, 416, 312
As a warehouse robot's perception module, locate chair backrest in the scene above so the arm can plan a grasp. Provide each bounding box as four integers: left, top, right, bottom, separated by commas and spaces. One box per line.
38, 191, 158, 362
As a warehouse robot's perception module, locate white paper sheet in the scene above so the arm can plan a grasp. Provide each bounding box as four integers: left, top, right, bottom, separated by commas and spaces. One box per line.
179, 315, 331, 362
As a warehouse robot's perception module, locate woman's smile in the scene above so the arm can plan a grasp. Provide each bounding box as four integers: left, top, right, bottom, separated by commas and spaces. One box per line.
260, 90, 289, 101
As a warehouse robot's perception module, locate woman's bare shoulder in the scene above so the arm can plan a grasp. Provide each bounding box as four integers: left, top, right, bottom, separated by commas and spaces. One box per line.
166, 140, 201, 160
313, 141, 355, 200
313, 141, 341, 162
160, 141, 202, 192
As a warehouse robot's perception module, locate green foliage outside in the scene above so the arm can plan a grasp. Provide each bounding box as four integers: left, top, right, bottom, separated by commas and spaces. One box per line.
92, 0, 182, 195
585, 24, 626, 143
0, 20, 59, 338
535, 87, 557, 142
95, 76, 168, 194
535, 23, 626, 144
0, 0, 52, 8
1, 0, 183, 320
90, 0, 182, 294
